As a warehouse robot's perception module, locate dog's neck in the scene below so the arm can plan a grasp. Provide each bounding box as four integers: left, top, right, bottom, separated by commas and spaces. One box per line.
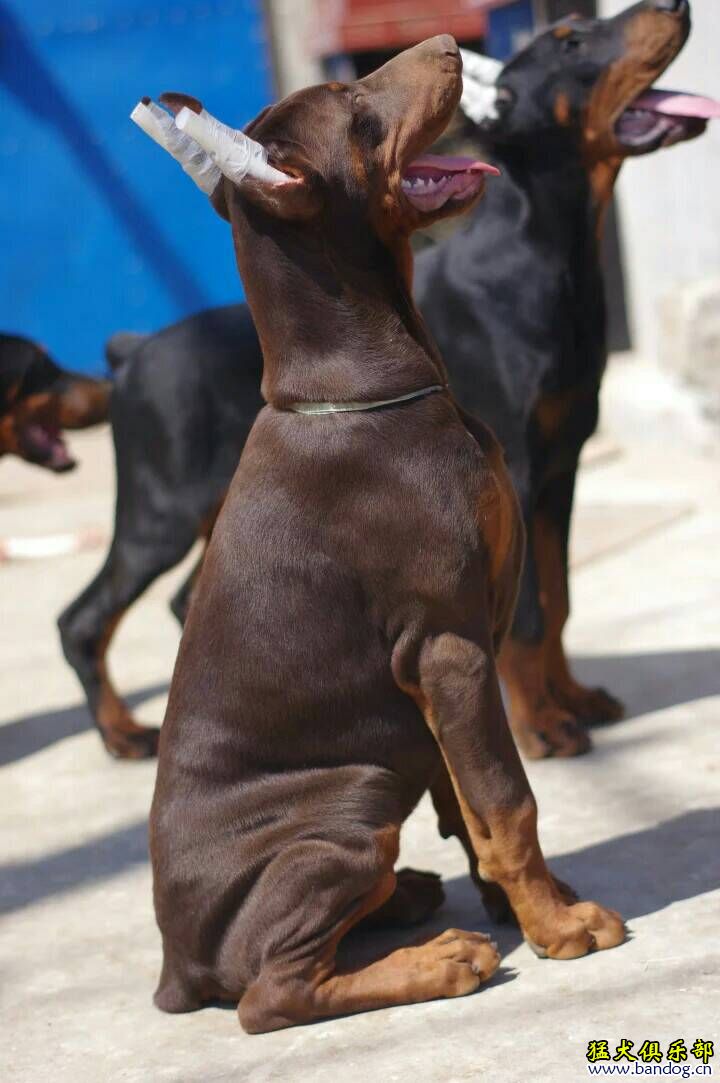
231, 201, 445, 409
482, 143, 613, 250
466, 137, 626, 264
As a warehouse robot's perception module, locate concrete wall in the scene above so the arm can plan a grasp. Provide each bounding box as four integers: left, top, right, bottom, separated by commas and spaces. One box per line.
599, 0, 720, 371
265, 0, 323, 96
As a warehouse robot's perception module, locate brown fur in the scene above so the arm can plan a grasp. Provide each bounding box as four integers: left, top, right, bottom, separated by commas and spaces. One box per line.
149, 37, 625, 1034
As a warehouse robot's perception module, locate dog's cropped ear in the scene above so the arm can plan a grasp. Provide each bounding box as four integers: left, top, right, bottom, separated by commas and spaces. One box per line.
131, 96, 222, 195
459, 50, 504, 126
164, 94, 321, 222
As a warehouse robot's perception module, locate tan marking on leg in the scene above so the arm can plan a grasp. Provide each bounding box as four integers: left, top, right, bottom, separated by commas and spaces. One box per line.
312, 927, 499, 1024
95, 609, 159, 759
426, 710, 620, 959
499, 638, 590, 758
404, 634, 623, 959
430, 764, 513, 923
534, 509, 624, 725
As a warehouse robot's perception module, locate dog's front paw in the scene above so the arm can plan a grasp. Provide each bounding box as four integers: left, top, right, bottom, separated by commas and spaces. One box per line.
525, 900, 625, 960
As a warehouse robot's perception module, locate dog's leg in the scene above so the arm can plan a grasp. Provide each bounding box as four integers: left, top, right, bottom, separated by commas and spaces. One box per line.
535, 472, 624, 725
169, 552, 204, 626
170, 500, 221, 625
404, 632, 625, 957
58, 533, 195, 759
498, 495, 590, 758
430, 762, 576, 923
430, 764, 515, 923
234, 833, 500, 1034
499, 637, 590, 758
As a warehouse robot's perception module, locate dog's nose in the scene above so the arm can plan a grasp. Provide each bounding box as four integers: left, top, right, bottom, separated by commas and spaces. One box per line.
651, 0, 687, 12
425, 34, 460, 59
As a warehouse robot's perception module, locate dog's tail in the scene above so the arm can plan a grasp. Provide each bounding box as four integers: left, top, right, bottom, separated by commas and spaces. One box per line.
105, 331, 147, 371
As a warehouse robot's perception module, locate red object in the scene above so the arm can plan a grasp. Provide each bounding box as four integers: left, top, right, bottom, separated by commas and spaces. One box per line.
311, 0, 510, 57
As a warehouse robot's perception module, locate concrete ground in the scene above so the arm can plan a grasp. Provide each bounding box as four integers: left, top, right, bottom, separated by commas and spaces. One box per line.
1, 363, 719, 1082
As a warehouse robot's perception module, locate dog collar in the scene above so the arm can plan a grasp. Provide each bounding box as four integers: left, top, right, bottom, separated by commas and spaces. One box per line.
287, 384, 446, 415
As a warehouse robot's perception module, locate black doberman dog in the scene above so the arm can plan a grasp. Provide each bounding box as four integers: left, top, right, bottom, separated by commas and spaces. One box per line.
417, 0, 709, 758
58, 0, 707, 759
0, 334, 109, 472
144, 36, 624, 1034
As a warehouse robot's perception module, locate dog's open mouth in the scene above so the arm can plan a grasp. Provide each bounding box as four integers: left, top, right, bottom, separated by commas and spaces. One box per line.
20, 423, 75, 472
401, 154, 500, 212
616, 88, 720, 150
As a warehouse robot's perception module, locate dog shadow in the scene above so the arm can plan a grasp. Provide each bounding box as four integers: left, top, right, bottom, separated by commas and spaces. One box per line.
3, 647, 717, 770
0, 683, 168, 767
571, 648, 720, 722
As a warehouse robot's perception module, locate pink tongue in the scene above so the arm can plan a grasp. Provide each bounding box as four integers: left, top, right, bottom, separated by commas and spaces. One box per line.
632, 89, 720, 119
407, 154, 501, 177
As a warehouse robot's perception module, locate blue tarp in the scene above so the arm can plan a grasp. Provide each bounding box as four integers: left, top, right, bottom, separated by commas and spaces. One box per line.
486, 0, 534, 60
0, 1, 275, 372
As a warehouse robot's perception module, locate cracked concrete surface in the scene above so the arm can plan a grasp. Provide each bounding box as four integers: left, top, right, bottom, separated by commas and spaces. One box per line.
1, 390, 719, 1082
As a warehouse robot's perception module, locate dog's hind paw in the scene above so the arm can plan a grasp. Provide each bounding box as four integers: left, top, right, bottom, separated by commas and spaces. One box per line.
414, 929, 501, 995
100, 719, 160, 760
550, 680, 625, 727
512, 710, 591, 760
362, 867, 445, 928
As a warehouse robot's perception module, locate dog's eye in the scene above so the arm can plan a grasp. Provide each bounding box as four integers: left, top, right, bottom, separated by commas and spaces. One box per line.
562, 35, 586, 54
351, 108, 383, 145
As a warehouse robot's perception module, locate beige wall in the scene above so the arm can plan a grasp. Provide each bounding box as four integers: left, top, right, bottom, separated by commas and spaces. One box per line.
265, 0, 323, 97
599, 0, 720, 365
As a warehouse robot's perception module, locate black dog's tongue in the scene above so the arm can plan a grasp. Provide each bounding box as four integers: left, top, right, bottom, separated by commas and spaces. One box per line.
617, 88, 720, 149
22, 424, 75, 472
631, 89, 720, 119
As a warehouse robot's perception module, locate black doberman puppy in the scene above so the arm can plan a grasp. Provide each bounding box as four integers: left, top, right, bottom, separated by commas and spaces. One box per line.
58, 0, 707, 759
144, 36, 624, 1034
0, 334, 109, 472
417, 0, 706, 758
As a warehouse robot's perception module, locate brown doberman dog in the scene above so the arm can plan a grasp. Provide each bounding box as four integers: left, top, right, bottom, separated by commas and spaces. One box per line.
144, 37, 624, 1034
